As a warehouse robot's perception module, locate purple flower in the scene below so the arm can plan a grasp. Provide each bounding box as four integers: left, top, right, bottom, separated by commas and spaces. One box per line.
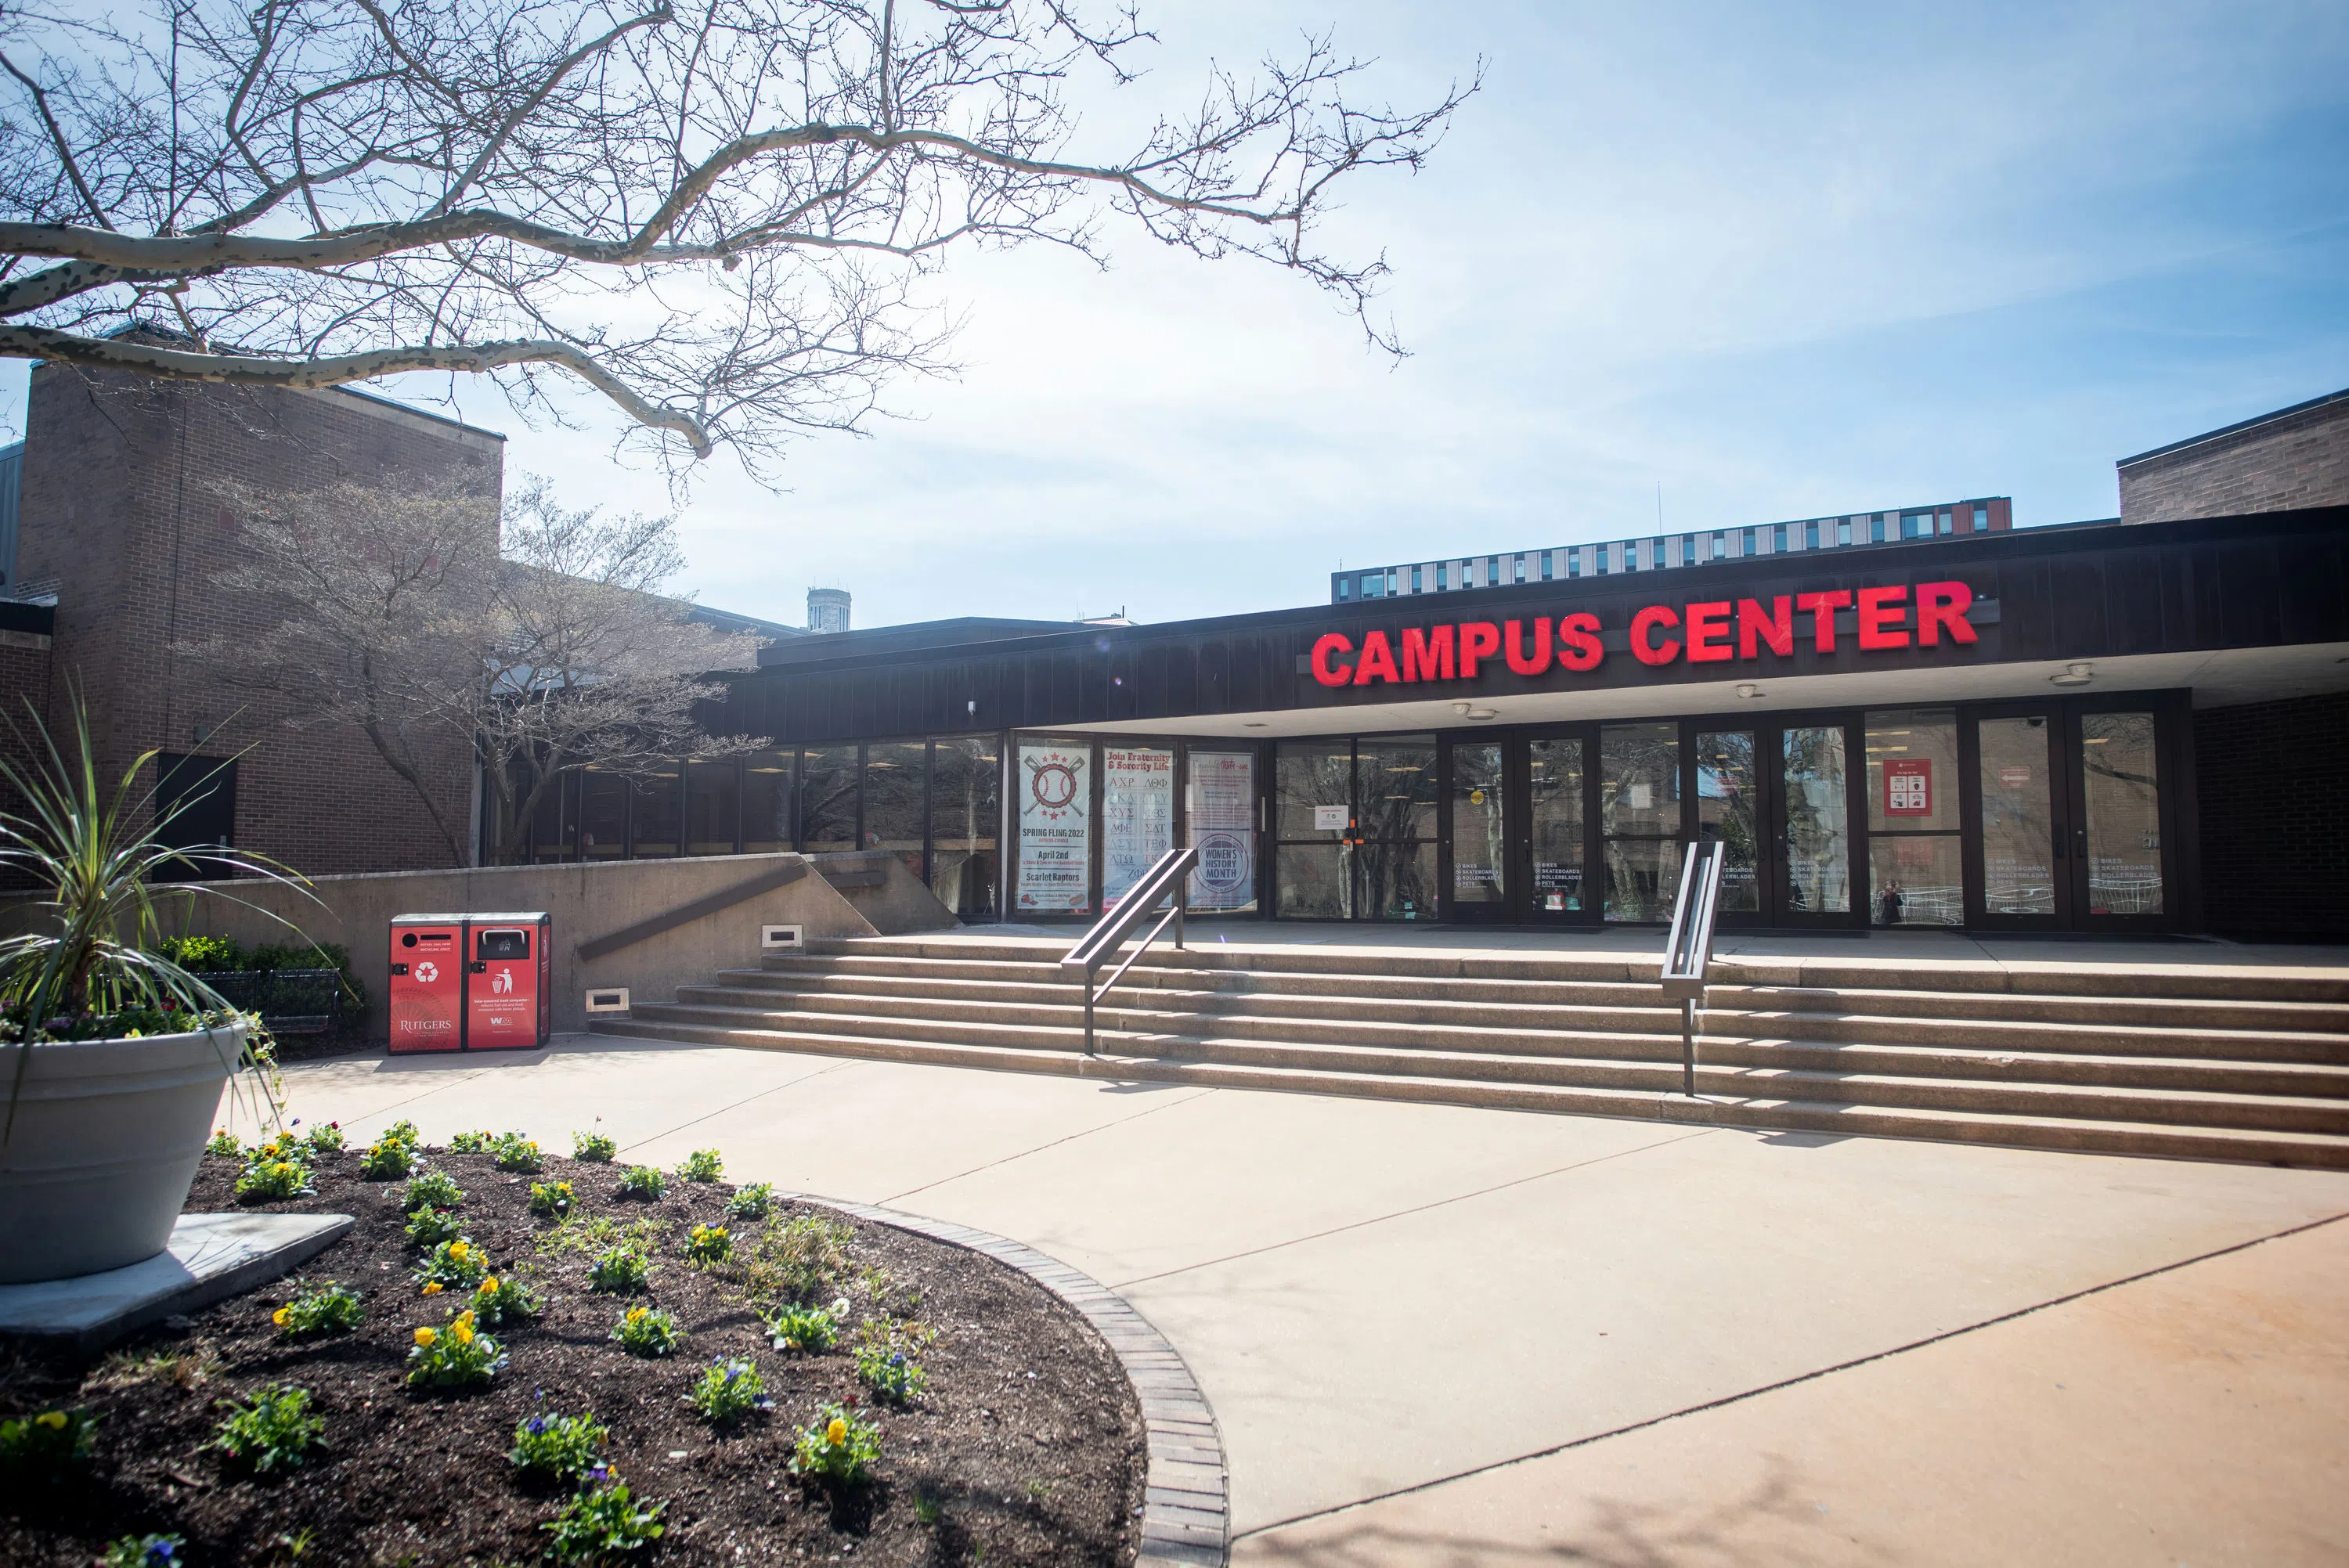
528, 1417, 547, 1434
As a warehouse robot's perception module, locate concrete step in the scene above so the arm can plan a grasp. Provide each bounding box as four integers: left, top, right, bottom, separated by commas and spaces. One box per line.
586, 1013, 2349, 1169
626, 1000, 2349, 1137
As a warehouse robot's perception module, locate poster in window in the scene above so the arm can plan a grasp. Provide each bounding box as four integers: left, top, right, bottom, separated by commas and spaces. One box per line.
1885, 759, 1932, 816
1016, 743, 1091, 913
1186, 752, 1257, 912
1102, 747, 1175, 910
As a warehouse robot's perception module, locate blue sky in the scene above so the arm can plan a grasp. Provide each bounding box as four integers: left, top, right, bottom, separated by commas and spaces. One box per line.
9, 0, 2345, 629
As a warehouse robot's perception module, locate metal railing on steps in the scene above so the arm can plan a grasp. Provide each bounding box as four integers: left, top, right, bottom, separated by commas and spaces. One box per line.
1060, 845, 1200, 1056
1660, 838, 1727, 1096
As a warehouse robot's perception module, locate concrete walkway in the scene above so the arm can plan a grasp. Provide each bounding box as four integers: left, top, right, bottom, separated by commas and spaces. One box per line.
231, 1033, 2349, 1564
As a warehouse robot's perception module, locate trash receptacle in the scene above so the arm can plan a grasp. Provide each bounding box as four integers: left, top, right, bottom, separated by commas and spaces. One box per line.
388, 910, 551, 1054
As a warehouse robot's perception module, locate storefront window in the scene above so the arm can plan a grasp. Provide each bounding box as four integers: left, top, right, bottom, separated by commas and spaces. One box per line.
684, 760, 739, 856
1452, 742, 1506, 905
1781, 726, 1849, 913
1601, 722, 1680, 921
863, 741, 926, 879
930, 735, 1000, 916
1866, 708, 1961, 925
580, 766, 627, 860
742, 749, 794, 852
1187, 751, 1258, 913
1015, 739, 1092, 914
2082, 712, 2162, 915
529, 772, 576, 863
1978, 716, 2055, 915
630, 762, 681, 856
1528, 736, 1584, 911
796, 745, 858, 853
1694, 731, 1759, 911
1102, 745, 1176, 910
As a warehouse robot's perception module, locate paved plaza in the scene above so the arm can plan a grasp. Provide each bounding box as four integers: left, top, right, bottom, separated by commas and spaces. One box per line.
231, 1003, 2349, 1566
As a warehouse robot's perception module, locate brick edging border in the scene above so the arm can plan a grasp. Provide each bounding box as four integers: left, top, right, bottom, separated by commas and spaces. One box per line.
800, 1195, 1230, 1567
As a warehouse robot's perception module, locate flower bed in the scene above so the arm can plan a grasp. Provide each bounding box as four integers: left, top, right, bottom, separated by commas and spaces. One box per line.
0, 1137, 1147, 1565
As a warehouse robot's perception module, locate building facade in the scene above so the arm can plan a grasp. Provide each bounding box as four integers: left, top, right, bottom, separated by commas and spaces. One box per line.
2119, 387, 2349, 524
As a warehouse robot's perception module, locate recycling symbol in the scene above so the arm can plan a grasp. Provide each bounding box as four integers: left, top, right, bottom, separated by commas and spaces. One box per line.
414, 961, 439, 983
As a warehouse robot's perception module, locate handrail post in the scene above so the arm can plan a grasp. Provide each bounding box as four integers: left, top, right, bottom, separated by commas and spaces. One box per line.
1659, 839, 1725, 1101
1060, 844, 1200, 1063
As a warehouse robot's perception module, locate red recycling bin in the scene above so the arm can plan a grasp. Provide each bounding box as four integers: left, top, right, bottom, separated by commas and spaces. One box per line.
388, 911, 551, 1054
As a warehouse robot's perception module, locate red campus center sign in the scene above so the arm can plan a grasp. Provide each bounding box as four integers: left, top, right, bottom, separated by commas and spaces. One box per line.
1308, 580, 1978, 689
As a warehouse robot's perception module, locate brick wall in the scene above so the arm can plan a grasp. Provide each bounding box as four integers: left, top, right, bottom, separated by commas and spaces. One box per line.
2194, 690, 2349, 939
2120, 393, 2349, 524
9, 366, 501, 878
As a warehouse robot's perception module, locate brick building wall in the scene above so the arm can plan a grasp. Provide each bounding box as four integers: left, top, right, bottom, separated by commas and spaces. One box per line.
2194, 690, 2349, 940
2120, 389, 2349, 524
10, 366, 500, 878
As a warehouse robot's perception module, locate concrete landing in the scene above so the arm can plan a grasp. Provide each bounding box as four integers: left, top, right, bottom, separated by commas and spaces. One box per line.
0, 1212, 354, 1354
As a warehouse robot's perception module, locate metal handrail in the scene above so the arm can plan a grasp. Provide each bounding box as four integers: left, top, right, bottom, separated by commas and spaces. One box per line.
1060, 844, 1200, 1056
1659, 839, 1727, 1096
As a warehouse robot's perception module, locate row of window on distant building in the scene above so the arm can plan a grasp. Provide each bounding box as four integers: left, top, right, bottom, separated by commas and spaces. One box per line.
1329, 499, 2010, 604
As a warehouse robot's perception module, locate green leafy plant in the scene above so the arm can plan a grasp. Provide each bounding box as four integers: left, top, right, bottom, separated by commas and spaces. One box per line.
0, 1407, 99, 1473
381, 1118, 422, 1149
536, 1213, 667, 1260
404, 1206, 464, 1251
206, 1127, 241, 1157
358, 1136, 417, 1180
586, 1246, 651, 1293
543, 1476, 665, 1563
685, 1357, 772, 1423
406, 1310, 507, 1390
761, 1299, 844, 1353
234, 1149, 315, 1202
402, 1170, 464, 1213
298, 1119, 344, 1154
0, 690, 305, 1138
572, 1128, 618, 1162
529, 1179, 575, 1217
609, 1304, 684, 1357
413, 1236, 490, 1292
855, 1343, 926, 1404
742, 1212, 853, 1303
677, 1148, 723, 1182
468, 1271, 541, 1328
615, 1165, 665, 1200
272, 1281, 363, 1339
448, 1129, 496, 1153
789, 1402, 881, 1487
493, 1130, 546, 1173
684, 1223, 731, 1267
724, 1181, 774, 1220
509, 1408, 608, 1488
206, 1382, 325, 1474
100, 1534, 184, 1567
159, 934, 240, 971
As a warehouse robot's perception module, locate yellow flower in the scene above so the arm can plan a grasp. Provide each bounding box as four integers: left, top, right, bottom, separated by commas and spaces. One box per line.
479, 1277, 500, 1295
35, 1411, 67, 1429
272, 1307, 290, 1327
627, 1307, 647, 1322
449, 1241, 470, 1260
451, 1323, 474, 1345
413, 1327, 438, 1347
421, 1281, 443, 1296
825, 1418, 847, 1445
454, 1310, 474, 1328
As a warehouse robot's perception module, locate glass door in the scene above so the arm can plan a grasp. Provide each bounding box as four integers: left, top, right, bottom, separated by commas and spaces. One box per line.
1967, 708, 2066, 928
1776, 723, 1854, 922
1693, 730, 1762, 921
2070, 706, 2169, 928
1449, 740, 1510, 920
1527, 733, 1591, 921
1601, 723, 1682, 921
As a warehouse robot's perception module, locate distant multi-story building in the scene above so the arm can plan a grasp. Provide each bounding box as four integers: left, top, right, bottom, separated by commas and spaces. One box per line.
1330, 498, 2012, 604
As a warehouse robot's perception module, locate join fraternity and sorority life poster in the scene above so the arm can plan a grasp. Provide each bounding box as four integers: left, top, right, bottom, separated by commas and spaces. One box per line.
1102, 747, 1175, 911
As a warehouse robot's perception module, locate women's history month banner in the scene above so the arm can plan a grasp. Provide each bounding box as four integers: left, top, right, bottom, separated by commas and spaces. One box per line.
1185, 751, 1257, 912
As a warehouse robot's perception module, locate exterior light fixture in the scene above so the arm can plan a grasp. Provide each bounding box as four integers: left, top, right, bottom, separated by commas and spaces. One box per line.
1243, 720, 1269, 728
1452, 701, 1474, 716
1734, 683, 1763, 700
2050, 661, 2094, 687
1466, 707, 1499, 722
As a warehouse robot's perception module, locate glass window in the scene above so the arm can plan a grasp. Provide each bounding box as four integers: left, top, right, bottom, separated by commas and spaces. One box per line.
1186, 750, 1257, 913
1741, 528, 1755, 556
2082, 712, 2163, 915
1712, 532, 1726, 560
1539, 552, 1553, 582
1568, 550, 1581, 579
1804, 521, 1819, 550
1512, 554, 1525, 584
1872, 515, 1886, 543
1487, 555, 1500, 586
1938, 510, 1954, 535
1622, 540, 1637, 572
1412, 564, 1424, 592
1437, 561, 1449, 590
1870, 834, 1964, 927
1694, 731, 1759, 912
1978, 716, 2055, 915
580, 766, 627, 860
1837, 517, 1852, 546
1387, 569, 1399, 595
1865, 708, 1959, 834
1529, 736, 1584, 911
1014, 739, 1092, 914
743, 749, 794, 852
1596, 545, 1610, 575
630, 762, 681, 856
1102, 745, 1176, 910
1358, 736, 1438, 842
796, 745, 858, 853
1277, 842, 1349, 918
1773, 524, 1788, 553
684, 760, 740, 856
1276, 739, 1353, 839
862, 741, 927, 878
1974, 504, 1989, 532
1360, 571, 1384, 600
1358, 839, 1437, 921
1451, 742, 1506, 905
1337, 576, 1351, 600
529, 771, 576, 863
1601, 722, 1681, 922
930, 735, 1000, 915
1781, 726, 1849, 913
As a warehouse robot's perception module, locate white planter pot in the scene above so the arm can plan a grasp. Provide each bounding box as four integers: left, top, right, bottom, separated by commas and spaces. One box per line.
0, 1022, 248, 1284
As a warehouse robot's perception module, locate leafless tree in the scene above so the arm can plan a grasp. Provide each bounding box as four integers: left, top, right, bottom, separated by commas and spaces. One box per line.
197, 474, 764, 863
0, 2, 1474, 482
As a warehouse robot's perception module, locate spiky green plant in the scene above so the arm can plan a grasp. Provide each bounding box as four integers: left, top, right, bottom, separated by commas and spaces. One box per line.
0, 690, 315, 1138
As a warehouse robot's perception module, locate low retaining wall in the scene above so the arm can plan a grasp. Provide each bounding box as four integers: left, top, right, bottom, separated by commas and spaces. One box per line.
140, 852, 958, 1040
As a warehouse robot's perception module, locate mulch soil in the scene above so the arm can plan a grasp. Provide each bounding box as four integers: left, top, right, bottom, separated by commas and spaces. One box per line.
0, 1144, 1147, 1566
